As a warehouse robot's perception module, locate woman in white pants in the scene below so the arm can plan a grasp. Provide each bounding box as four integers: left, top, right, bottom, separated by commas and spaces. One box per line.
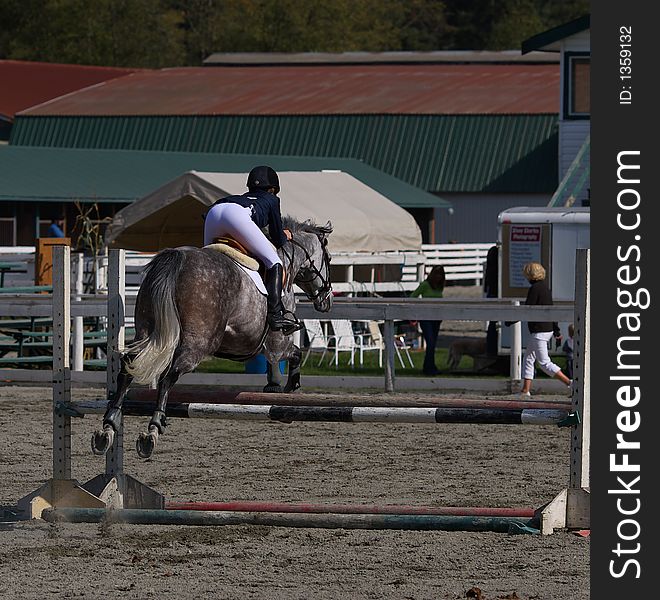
514, 262, 572, 397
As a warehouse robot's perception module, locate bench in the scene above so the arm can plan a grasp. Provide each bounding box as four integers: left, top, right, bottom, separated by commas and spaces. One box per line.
0, 285, 53, 294
0, 318, 53, 329
0, 327, 135, 359
0, 355, 109, 369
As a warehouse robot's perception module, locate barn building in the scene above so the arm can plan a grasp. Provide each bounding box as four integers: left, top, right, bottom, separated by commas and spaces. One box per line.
5, 51, 561, 245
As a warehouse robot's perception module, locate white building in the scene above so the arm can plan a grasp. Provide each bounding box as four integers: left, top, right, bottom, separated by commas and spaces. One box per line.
523, 14, 590, 207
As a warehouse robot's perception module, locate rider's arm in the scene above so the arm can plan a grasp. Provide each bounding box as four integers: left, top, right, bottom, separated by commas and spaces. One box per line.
268, 196, 288, 248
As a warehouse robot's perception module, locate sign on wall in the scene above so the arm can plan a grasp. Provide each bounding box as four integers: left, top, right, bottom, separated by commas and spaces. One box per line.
501, 223, 551, 298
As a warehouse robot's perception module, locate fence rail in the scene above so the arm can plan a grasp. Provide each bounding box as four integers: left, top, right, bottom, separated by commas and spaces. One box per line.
1, 244, 496, 296
402, 243, 494, 286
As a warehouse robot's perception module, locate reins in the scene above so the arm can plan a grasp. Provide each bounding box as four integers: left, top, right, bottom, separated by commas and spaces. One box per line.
283, 235, 332, 303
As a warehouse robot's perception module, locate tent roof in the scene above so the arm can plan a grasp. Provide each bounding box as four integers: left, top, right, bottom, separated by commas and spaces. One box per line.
0, 145, 449, 209
105, 170, 423, 253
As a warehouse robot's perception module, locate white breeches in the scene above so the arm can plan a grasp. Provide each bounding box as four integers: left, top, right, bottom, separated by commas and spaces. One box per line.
522, 331, 561, 379
204, 203, 281, 269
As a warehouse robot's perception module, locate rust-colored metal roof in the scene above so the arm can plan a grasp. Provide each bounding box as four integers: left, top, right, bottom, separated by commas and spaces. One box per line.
19, 64, 559, 116
0, 60, 140, 119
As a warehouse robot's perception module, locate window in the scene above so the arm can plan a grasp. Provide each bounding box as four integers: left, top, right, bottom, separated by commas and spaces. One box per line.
38, 218, 67, 238
0, 218, 16, 245
564, 52, 590, 119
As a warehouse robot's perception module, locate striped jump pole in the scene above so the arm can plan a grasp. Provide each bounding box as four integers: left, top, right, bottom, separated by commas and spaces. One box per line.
125, 388, 571, 411
70, 399, 572, 426
41, 507, 540, 534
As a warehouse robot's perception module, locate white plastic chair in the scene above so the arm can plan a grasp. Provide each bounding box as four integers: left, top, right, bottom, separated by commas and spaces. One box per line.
367, 321, 415, 369
363, 320, 384, 367
329, 319, 359, 368
301, 319, 331, 367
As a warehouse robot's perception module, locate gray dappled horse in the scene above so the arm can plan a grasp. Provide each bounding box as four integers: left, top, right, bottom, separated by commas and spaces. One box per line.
92, 218, 332, 459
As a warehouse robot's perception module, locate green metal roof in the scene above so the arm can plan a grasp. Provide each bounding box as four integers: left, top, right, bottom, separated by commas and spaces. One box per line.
10, 114, 559, 193
0, 145, 449, 208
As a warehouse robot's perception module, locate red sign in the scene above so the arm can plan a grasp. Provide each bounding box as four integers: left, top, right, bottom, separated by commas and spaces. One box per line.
511, 226, 541, 242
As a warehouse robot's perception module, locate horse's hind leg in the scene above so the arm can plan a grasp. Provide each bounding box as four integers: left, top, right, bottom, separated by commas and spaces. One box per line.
135, 368, 178, 459
283, 345, 302, 393
91, 354, 134, 455
135, 346, 202, 459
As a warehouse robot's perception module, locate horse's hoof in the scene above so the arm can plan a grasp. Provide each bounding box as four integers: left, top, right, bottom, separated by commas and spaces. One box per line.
91, 428, 114, 455
283, 375, 301, 393
263, 384, 283, 393
136, 431, 157, 459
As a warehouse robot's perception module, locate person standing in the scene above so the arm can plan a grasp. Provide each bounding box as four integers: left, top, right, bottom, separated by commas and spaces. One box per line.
562, 323, 574, 380
410, 265, 445, 376
483, 245, 499, 356
47, 218, 65, 238
514, 262, 572, 397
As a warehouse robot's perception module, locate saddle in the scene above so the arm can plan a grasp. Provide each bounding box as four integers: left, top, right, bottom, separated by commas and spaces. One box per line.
204, 237, 260, 271
204, 237, 289, 285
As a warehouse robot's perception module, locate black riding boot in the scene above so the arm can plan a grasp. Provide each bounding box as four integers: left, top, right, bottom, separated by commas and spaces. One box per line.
265, 264, 302, 335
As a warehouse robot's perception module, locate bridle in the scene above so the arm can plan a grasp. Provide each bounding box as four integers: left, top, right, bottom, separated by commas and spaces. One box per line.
282, 234, 332, 305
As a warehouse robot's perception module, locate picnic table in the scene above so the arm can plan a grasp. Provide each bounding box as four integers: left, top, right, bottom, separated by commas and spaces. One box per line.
0, 262, 28, 287
0, 285, 52, 294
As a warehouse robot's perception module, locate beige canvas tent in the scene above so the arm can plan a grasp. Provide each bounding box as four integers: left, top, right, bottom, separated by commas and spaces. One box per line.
104, 170, 423, 253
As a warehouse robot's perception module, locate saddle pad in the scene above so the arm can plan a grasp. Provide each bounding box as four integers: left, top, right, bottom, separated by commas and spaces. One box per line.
204, 242, 260, 271
238, 263, 267, 296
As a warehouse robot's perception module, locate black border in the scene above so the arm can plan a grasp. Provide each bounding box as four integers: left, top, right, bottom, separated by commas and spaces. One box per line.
591, 2, 658, 595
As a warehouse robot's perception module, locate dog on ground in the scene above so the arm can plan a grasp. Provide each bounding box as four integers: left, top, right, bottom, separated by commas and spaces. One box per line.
447, 337, 487, 370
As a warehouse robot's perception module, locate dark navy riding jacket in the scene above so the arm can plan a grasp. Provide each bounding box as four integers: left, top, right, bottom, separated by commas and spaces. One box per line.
214, 189, 288, 248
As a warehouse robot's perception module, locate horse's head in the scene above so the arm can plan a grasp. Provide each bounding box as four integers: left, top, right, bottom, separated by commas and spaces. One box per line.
283, 219, 333, 313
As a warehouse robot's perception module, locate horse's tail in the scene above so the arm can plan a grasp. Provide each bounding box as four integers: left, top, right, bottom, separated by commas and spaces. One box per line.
124, 249, 185, 386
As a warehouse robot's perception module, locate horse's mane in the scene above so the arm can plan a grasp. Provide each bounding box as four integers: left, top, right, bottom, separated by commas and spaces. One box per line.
281, 217, 333, 237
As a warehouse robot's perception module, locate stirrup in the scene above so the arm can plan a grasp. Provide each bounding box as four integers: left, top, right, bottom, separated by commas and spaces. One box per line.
268, 311, 303, 335
280, 320, 304, 335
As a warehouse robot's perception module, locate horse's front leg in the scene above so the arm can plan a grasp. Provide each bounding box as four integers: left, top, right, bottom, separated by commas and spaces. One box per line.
91, 355, 134, 455
283, 344, 302, 393
263, 359, 285, 393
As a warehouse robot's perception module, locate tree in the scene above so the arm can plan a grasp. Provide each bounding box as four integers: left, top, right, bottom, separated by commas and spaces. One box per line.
486, 0, 544, 50
0, 0, 590, 66
3, 0, 185, 67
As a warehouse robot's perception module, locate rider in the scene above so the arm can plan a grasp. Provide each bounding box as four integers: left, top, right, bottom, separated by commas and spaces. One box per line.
204, 165, 302, 335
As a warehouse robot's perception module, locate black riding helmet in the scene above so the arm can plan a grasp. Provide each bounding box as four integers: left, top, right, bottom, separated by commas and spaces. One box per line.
247, 165, 280, 194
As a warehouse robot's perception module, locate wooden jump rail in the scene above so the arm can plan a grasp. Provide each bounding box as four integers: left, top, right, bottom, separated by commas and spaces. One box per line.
42, 507, 540, 534
18, 247, 591, 535
163, 500, 537, 517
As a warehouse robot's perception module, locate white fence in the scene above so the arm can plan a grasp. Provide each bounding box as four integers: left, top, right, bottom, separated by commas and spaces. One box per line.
0, 243, 495, 297
0, 246, 578, 394
402, 243, 494, 287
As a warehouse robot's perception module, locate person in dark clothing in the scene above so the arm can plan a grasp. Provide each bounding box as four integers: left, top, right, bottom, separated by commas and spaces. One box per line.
204, 165, 302, 335
47, 218, 65, 238
410, 265, 445, 376
483, 245, 499, 356
514, 262, 571, 396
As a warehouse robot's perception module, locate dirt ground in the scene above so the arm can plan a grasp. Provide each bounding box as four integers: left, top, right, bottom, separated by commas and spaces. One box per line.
0, 384, 589, 600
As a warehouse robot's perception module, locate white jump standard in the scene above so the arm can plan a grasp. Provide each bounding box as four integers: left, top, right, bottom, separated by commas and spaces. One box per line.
19, 247, 591, 535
